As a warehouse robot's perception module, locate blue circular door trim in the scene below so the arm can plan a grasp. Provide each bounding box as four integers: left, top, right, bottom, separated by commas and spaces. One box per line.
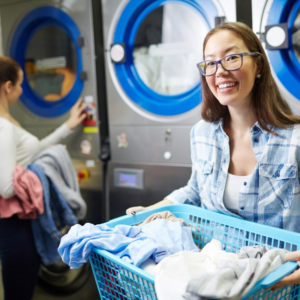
267, 0, 300, 101
114, 0, 217, 116
10, 6, 83, 118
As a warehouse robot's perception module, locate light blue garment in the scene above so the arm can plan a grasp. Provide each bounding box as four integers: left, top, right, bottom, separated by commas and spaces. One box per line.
58, 219, 198, 269
166, 119, 300, 232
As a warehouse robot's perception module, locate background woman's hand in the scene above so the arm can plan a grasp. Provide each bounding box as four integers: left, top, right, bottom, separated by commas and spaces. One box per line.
272, 251, 300, 290
66, 98, 88, 130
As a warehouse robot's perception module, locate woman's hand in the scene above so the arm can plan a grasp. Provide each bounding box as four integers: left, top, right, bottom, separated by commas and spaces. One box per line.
66, 98, 88, 130
272, 251, 300, 290
125, 199, 174, 215
126, 206, 145, 215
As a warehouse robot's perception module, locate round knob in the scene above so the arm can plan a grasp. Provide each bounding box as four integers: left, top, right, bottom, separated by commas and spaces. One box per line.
77, 169, 90, 182
110, 44, 125, 62
266, 26, 286, 47
78, 171, 85, 179
164, 151, 172, 160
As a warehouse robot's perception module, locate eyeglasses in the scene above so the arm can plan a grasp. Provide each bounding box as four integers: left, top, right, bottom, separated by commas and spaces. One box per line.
196, 52, 261, 76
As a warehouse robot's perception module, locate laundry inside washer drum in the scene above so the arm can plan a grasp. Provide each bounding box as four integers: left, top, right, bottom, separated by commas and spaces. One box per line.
37, 258, 91, 295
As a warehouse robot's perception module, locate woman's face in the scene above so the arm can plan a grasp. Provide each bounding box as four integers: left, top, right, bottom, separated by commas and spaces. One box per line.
8, 69, 23, 104
204, 30, 258, 108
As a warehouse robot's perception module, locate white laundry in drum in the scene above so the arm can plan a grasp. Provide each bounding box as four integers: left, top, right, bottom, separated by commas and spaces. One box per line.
133, 2, 207, 96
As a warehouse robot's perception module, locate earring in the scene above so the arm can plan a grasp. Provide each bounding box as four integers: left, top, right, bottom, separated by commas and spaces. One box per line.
256, 74, 261, 78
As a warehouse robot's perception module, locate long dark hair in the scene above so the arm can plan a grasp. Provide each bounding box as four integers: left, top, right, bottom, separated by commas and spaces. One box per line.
201, 22, 300, 134
0, 56, 20, 87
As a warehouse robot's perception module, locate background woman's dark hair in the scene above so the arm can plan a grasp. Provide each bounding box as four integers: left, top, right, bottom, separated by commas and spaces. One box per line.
201, 22, 300, 134
0, 56, 21, 87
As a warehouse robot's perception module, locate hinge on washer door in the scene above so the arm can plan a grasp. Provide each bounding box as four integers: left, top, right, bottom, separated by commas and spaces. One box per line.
77, 37, 85, 47
80, 71, 88, 81
215, 16, 226, 27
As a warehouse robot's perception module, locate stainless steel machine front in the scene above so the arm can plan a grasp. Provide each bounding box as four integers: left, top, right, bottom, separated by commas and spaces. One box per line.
102, 0, 237, 219
252, 0, 300, 114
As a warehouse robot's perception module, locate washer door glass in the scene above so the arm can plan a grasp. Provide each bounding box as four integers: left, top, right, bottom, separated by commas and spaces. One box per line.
133, 2, 207, 96
25, 25, 77, 101
292, 8, 300, 64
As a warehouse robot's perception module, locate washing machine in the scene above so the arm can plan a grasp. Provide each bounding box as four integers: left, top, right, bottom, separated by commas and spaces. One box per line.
252, 0, 300, 114
102, 0, 236, 219
0, 0, 105, 298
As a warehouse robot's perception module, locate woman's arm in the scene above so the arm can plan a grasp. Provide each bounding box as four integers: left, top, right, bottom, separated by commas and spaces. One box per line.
271, 251, 300, 290
39, 98, 87, 151
0, 121, 17, 198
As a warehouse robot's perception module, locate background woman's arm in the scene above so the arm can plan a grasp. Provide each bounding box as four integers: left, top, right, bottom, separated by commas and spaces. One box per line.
0, 120, 17, 198
39, 98, 87, 151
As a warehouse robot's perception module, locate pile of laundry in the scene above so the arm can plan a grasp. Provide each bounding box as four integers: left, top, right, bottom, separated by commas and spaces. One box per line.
58, 211, 288, 300
0, 145, 86, 265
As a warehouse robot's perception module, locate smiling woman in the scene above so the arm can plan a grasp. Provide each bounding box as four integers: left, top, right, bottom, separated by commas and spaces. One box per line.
200, 22, 300, 131
126, 22, 300, 290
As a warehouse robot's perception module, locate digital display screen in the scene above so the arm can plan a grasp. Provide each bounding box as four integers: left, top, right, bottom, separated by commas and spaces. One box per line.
120, 172, 137, 186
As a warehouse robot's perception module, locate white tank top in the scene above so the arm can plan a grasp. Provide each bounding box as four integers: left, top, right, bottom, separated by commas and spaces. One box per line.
223, 173, 251, 213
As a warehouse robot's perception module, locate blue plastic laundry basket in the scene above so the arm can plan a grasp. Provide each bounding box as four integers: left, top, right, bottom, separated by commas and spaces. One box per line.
89, 204, 300, 300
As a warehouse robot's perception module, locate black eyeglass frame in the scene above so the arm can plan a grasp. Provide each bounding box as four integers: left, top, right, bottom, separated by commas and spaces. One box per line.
196, 52, 261, 76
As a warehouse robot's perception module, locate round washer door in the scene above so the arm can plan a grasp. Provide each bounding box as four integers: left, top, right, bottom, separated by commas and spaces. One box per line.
267, 0, 300, 101
10, 6, 84, 118
37, 259, 91, 296
110, 0, 218, 117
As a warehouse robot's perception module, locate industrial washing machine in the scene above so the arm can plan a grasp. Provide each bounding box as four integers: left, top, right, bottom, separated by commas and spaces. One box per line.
0, 0, 107, 298
102, 0, 236, 219
252, 0, 300, 114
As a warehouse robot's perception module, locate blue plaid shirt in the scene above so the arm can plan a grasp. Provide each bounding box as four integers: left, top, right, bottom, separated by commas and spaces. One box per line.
167, 119, 300, 233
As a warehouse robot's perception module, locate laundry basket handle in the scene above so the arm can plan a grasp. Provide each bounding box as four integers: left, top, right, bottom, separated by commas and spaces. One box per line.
260, 261, 298, 288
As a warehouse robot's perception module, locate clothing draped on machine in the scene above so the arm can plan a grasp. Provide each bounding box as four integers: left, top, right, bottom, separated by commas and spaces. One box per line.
0, 164, 44, 219
28, 163, 77, 265
32, 144, 86, 220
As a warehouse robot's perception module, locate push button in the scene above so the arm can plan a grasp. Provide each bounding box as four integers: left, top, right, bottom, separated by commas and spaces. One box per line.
274, 171, 280, 178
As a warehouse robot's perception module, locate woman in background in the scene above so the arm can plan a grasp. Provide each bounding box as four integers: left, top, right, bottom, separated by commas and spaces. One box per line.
127, 22, 300, 290
0, 56, 86, 300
